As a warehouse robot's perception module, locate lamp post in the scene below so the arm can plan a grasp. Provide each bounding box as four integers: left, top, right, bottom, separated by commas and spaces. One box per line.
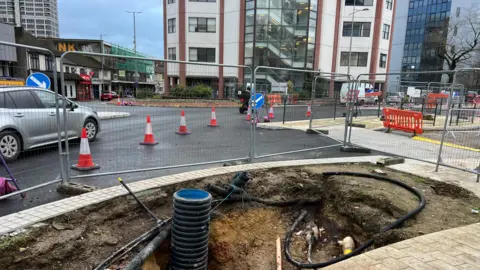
347, 6, 370, 87
127, 11, 142, 92
343, 4, 369, 148
100, 34, 107, 93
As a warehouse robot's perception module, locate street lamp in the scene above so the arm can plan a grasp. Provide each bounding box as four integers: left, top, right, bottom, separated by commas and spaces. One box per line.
100, 34, 107, 93
347, 6, 370, 88
126, 11, 142, 91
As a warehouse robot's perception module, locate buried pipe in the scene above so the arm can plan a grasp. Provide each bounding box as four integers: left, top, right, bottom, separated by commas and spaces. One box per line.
284, 172, 426, 269
124, 225, 172, 270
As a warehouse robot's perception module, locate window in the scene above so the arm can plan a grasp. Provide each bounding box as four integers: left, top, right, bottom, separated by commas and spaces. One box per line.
189, 17, 216, 33
45, 56, 53, 71
189, 0, 216, 2
453, 26, 458, 36
340, 52, 368, 67
168, 48, 176, 60
30, 54, 40, 70
345, 0, 374, 6
168, 18, 176, 33
168, 0, 175, 3
189, 48, 215, 62
382, 24, 390, 39
65, 66, 69, 73
386, 0, 393, 10
343, 22, 371, 37
379, 53, 387, 68
33, 90, 59, 108
456, 7, 460, 17
7, 91, 39, 109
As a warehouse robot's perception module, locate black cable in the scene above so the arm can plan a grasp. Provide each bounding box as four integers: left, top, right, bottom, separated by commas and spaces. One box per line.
206, 184, 323, 206
284, 172, 426, 269
94, 219, 171, 270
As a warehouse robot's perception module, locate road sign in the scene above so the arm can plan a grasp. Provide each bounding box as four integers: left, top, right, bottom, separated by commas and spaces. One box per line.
251, 93, 265, 110
26, 72, 51, 89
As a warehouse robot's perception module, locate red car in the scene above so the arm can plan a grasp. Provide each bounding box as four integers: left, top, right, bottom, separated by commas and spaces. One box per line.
100, 91, 118, 101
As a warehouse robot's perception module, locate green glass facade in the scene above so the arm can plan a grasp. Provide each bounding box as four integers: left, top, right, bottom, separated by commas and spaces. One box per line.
110, 44, 154, 75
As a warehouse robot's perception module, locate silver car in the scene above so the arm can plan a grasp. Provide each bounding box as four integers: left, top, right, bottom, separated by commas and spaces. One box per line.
0, 87, 101, 161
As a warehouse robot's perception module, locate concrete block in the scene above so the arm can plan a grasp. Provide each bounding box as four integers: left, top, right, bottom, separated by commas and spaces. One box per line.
340, 145, 371, 153
377, 157, 405, 166
306, 129, 329, 135
57, 182, 97, 196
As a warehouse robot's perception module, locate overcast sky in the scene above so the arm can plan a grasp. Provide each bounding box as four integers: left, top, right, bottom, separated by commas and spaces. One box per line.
58, 0, 164, 58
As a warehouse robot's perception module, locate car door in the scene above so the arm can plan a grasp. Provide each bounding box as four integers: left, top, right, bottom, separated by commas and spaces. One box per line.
30, 89, 65, 143
7, 90, 54, 147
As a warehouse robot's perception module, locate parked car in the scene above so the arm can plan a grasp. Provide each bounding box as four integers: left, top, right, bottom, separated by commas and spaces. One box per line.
386, 92, 404, 104
0, 87, 101, 161
100, 91, 118, 101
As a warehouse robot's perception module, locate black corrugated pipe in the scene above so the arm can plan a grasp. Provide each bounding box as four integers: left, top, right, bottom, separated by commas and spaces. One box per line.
124, 224, 171, 270
284, 172, 426, 269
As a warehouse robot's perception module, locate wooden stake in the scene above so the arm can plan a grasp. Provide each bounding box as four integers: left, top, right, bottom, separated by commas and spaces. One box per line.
276, 236, 282, 270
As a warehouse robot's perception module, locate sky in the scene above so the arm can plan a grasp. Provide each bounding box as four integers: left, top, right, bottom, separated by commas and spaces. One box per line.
58, 0, 164, 58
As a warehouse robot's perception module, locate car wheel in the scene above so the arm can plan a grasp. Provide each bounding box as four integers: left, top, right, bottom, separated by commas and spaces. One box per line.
239, 107, 246, 114
0, 131, 21, 162
101, 98, 104, 101
84, 119, 98, 142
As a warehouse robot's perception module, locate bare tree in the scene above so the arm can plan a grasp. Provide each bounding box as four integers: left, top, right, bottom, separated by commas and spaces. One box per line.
436, 4, 480, 82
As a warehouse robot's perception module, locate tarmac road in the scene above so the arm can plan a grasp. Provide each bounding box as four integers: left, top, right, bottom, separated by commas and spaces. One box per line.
0, 102, 379, 217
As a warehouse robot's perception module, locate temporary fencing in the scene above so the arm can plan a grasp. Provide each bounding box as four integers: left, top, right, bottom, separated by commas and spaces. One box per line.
342, 70, 457, 164
59, 51, 254, 182
252, 66, 349, 159
436, 69, 480, 179
0, 41, 65, 200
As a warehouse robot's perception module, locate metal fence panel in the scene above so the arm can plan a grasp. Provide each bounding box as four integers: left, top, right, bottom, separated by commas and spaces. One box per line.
436, 108, 480, 174
252, 67, 348, 159
0, 41, 64, 201
59, 51, 253, 182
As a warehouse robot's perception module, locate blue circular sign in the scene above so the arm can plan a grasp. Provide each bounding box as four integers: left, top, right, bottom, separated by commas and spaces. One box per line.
251, 93, 265, 110
26, 72, 51, 89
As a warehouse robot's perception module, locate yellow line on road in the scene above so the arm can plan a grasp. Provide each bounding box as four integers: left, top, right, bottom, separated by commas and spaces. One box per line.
413, 136, 480, 152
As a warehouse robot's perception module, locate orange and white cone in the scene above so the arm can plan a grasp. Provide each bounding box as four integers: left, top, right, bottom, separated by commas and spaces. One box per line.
208, 106, 219, 127
140, 115, 159, 145
116, 96, 121, 106
245, 105, 251, 121
71, 128, 100, 171
268, 105, 275, 119
306, 104, 312, 117
176, 110, 191, 135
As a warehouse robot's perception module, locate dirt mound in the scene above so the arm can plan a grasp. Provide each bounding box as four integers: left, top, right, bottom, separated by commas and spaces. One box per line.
1, 164, 479, 270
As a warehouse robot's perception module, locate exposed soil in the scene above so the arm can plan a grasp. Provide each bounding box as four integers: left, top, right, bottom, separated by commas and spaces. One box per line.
1, 163, 479, 270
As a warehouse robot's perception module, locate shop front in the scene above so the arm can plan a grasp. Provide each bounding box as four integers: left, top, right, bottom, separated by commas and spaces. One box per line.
77, 74, 92, 101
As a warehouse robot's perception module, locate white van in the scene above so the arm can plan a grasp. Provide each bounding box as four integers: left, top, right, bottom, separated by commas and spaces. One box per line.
339, 82, 376, 105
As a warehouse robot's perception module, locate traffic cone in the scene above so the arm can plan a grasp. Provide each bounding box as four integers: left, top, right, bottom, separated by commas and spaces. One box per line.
268, 105, 275, 119
71, 128, 100, 171
116, 97, 121, 106
140, 115, 159, 145
306, 104, 312, 117
245, 106, 251, 121
208, 106, 219, 127
176, 110, 190, 135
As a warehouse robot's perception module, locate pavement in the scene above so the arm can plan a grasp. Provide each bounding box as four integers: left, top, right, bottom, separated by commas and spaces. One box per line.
1, 156, 479, 270
0, 102, 378, 217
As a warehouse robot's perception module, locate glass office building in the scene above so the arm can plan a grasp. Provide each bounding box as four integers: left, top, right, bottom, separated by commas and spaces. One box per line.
402, 0, 452, 82
244, 0, 316, 87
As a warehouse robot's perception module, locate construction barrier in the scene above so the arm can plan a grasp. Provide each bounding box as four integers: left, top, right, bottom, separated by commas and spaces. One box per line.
426, 93, 449, 108
267, 94, 282, 105
383, 108, 423, 135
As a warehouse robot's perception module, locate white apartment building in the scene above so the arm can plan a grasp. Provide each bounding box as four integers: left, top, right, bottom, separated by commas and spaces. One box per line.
163, 0, 396, 97
0, 0, 59, 38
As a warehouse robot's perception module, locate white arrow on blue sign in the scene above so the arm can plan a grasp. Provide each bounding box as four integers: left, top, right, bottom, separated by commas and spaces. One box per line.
251, 93, 265, 110
26, 72, 51, 90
